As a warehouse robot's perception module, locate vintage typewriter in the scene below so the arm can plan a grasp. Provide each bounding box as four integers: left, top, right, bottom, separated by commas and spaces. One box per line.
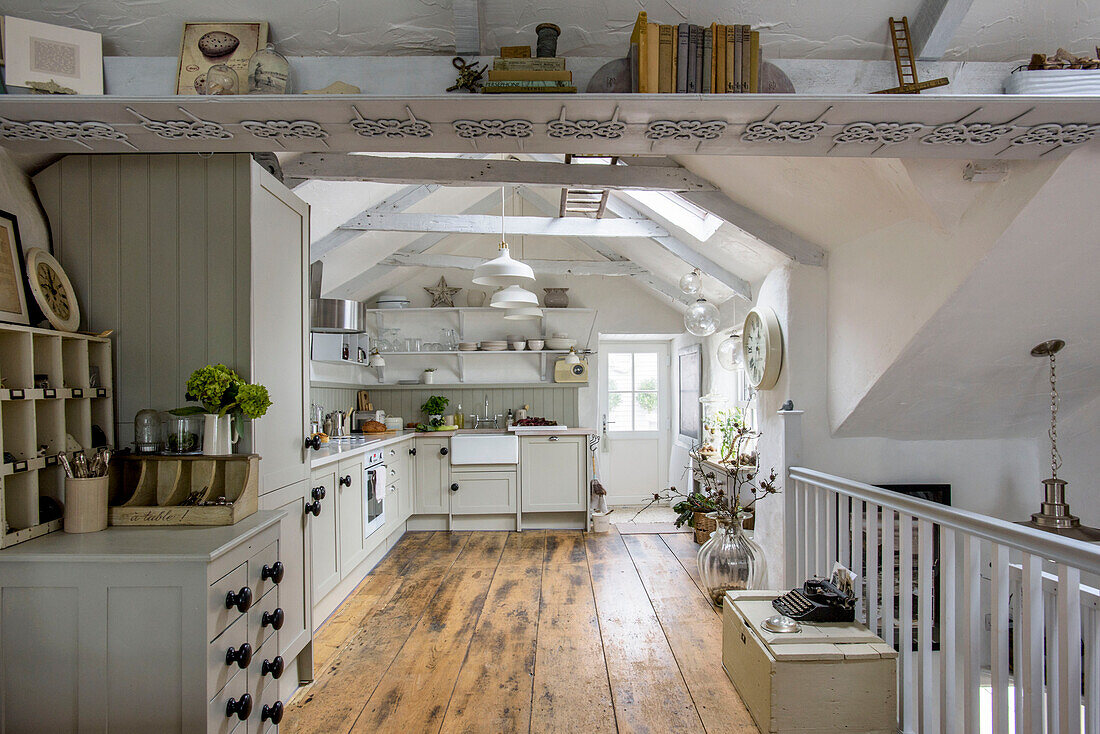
771, 576, 856, 623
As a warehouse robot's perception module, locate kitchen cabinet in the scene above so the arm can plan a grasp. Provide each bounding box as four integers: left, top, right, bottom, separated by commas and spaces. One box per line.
258, 479, 312, 679
308, 469, 340, 602
520, 436, 588, 512
336, 458, 368, 573
450, 470, 518, 515
414, 437, 452, 514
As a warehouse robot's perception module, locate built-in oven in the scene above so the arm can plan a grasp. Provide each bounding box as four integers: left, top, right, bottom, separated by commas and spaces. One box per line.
364, 449, 386, 538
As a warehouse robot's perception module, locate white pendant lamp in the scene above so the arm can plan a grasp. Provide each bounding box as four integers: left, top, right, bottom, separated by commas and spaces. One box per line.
490, 285, 539, 309
473, 187, 536, 286
503, 307, 544, 320
565, 347, 582, 365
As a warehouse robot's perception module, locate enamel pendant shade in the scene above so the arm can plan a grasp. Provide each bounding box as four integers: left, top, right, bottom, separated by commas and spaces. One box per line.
472, 242, 535, 286
490, 285, 539, 309
503, 306, 544, 320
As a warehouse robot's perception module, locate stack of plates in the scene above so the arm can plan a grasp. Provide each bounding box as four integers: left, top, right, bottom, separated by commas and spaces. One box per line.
479, 341, 508, 351
375, 292, 410, 310
458, 342, 478, 351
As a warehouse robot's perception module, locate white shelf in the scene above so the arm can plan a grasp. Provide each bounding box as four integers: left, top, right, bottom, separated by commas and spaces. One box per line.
362, 307, 595, 314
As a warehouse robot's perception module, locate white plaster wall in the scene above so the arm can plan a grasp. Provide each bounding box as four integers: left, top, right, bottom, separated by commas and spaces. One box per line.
0, 150, 51, 253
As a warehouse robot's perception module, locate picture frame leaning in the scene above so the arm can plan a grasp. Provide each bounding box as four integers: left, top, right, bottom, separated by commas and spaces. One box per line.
2, 16, 104, 94
0, 209, 30, 326
176, 21, 269, 95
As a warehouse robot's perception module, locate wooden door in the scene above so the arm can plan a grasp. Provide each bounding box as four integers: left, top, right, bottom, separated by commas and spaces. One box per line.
337, 459, 368, 573
257, 479, 313, 665
520, 436, 587, 512
414, 437, 451, 514
450, 471, 517, 514
308, 469, 340, 606
249, 163, 310, 494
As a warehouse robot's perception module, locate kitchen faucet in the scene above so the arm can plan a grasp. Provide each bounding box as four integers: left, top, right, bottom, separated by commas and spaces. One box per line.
473, 394, 499, 429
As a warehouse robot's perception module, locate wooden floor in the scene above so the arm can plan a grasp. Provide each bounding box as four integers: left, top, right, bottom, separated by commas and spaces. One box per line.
285, 527, 757, 734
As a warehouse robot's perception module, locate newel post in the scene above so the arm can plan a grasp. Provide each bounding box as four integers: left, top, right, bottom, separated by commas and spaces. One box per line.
778, 408, 804, 587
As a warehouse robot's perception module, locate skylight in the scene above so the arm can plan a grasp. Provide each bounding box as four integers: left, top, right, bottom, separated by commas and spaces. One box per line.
618, 188, 723, 242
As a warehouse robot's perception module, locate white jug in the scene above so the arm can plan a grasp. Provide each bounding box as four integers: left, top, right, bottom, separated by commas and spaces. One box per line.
203, 413, 239, 456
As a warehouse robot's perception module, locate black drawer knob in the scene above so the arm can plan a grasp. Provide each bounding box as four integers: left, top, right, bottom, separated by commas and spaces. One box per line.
305, 435, 321, 450
224, 586, 253, 613
225, 693, 252, 721
262, 607, 285, 630
339, 474, 352, 487
311, 486, 326, 501
305, 500, 321, 517
225, 642, 252, 669
261, 701, 285, 724
450, 483, 459, 492
261, 561, 284, 584
439, 446, 448, 456
409, 447, 417, 456
262, 655, 285, 679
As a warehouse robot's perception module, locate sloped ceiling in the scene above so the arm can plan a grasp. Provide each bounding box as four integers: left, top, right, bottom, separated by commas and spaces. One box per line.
5, 0, 1097, 61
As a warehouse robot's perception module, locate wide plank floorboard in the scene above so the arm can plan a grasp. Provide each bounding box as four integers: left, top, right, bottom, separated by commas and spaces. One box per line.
287, 527, 755, 734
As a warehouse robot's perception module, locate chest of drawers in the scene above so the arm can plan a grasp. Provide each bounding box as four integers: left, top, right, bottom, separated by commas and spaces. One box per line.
0, 511, 290, 733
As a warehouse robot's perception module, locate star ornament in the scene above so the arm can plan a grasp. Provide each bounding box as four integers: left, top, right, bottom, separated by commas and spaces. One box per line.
425, 276, 462, 307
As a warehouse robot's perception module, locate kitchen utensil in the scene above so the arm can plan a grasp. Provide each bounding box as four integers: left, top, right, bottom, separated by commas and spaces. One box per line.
385, 417, 403, 430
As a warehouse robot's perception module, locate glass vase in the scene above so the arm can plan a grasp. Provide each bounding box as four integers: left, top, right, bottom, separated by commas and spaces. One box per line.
697, 512, 767, 606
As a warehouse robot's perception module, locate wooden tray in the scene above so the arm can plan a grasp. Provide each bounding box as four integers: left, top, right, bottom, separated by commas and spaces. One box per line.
107, 454, 258, 526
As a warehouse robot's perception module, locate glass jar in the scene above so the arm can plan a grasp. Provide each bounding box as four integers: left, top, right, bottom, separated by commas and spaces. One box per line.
247, 43, 291, 94
697, 512, 767, 606
133, 409, 161, 453
698, 393, 728, 459
203, 64, 238, 95
161, 414, 205, 455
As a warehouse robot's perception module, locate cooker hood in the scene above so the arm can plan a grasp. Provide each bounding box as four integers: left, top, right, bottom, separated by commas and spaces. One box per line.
310, 262, 363, 334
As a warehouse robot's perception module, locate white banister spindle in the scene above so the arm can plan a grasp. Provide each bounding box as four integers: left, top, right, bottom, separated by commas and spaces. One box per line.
839, 495, 851, 568
962, 534, 982, 734
1057, 564, 1083, 734
815, 487, 827, 577
917, 518, 936, 732
899, 511, 915, 732
1048, 591, 1061, 734
883, 508, 896, 662
795, 479, 806, 583
826, 492, 838, 571
1087, 607, 1099, 734
991, 543, 1010, 733
806, 483, 818, 576
852, 500, 864, 622
866, 504, 879, 637
940, 527, 958, 734
1020, 554, 1045, 733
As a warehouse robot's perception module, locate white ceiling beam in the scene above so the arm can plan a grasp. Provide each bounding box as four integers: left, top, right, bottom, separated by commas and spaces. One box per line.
910, 0, 976, 60
283, 154, 718, 192
337, 212, 668, 238
382, 252, 648, 276
619, 157, 827, 266
452, 0, 482, 55
603, 195, 752, 302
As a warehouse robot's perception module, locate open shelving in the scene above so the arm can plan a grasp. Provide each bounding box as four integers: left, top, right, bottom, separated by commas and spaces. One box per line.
0, 323, 114, 548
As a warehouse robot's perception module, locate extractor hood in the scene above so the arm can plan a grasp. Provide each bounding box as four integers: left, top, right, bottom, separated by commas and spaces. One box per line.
310, 262, 363, 334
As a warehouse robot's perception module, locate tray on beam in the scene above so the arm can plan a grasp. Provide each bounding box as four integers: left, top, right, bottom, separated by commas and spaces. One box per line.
107, 454, 259, 526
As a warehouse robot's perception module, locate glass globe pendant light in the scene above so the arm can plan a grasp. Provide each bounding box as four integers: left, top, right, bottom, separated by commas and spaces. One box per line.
679, 269, 702, 295
684, 298, 720, 336
473, 187, 536, 287
717, 330, 743, 371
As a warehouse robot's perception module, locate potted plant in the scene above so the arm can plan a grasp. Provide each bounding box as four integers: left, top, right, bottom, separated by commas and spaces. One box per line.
420, 395, 449, 428
672, 490, 720, 545
172, 364, 272, 455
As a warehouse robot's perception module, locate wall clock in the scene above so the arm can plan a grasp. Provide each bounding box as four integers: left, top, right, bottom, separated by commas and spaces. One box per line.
742, 306, 782, 390
25, 248, 80, 332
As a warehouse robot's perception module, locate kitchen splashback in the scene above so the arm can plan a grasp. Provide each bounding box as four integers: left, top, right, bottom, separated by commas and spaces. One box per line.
311, 386, 580, 427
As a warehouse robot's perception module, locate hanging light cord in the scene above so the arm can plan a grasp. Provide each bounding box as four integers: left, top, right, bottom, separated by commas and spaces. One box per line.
1048, 350, 1061, 479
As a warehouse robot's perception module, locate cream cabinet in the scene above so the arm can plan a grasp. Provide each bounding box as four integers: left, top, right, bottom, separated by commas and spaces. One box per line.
414, 437, 452, 514
308, 468, 340, 602
520, 436, 588, 512
0, 513, 290, 733
450, 470, 518, 515
335, 458, 368, 573
257, 480, 312, 678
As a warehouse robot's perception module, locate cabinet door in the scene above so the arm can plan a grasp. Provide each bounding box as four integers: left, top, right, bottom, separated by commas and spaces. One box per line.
401, 469, 414, 522
414, 437, 451, 514
521, 437, 587, 512
308, 470, 340, 605
337, 459, 368, 573
250, 163, 310, 494
258, 480, 313, 663
450, 471, 517, 514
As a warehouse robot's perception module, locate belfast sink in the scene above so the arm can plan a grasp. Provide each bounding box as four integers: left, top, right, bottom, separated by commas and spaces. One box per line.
450, 433, 519, 465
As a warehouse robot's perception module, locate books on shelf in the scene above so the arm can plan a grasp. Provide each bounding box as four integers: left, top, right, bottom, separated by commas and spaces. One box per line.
630, 12, 762, 94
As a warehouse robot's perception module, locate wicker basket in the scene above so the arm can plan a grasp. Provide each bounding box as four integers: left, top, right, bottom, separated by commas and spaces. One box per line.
693, 511, 717, 545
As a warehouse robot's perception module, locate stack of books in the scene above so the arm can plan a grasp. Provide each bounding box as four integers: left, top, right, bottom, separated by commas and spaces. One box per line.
628, 12, 761, 93
482, 56, 577, 94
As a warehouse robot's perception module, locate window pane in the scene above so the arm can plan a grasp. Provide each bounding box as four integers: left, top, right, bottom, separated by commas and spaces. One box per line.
634, 352, 659, 392
607, 353, 633, 392
634, 392, 659, 431
608, 392, 633, 431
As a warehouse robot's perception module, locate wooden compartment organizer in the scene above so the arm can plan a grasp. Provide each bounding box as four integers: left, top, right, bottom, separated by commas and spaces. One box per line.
0, 323, 115, 548
108, 454, 259, 526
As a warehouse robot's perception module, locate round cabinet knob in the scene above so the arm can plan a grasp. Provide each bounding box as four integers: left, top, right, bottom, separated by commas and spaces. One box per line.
388, 449, 396, 456
225, 642, 252, 669
262, 607, 285, 630
261, 655, 285, 679
261, 701, 285, 724
225, 693, 252, 721
339, 474, 352, 487
305, 500, 321, 517
440, 446, 449, 456
409, 447, 417, 456
450, 483, 459, 492
224, 586, 253, 613
261, 561, 284, 584
311, 486, 326, 501
305, 435, 321, 450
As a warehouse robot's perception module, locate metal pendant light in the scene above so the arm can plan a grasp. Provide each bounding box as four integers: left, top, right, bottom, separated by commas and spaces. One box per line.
503, 306, 544, 320
473, 187, 536, 287
490, 285, 540, 309
565, 347, 582, 365
1018, 340, 1100, 541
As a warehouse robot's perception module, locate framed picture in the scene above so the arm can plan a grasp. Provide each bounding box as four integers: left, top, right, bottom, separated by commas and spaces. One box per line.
2, 16, 103, 94
0, 209, 29, 325
678, 345, 702, 442
176, 22, 268, 95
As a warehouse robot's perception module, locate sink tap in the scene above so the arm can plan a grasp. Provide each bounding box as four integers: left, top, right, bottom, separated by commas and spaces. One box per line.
474, 395, 497, 429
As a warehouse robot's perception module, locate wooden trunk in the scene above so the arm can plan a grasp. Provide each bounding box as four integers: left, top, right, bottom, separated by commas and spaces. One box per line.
722, 591, 898, 734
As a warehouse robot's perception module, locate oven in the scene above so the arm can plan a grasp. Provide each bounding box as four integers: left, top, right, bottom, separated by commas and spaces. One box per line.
364, 449, 386, 538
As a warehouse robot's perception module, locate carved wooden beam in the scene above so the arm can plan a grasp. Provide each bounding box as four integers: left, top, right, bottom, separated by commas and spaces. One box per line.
336, 212, 669, 238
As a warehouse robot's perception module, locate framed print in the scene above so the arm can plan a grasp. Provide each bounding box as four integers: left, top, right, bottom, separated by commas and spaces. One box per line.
2, 16, 103, 94
0, 209, 29, 325
176, 22, 268, 95
678, 345, 702, 442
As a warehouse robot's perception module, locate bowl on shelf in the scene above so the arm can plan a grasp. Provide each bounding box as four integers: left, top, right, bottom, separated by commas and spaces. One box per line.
479, 341, 507, 351
545, 337, 576, 351
527, 339, 545, 351
375, 292, 410, 309
509, 341, 527, 351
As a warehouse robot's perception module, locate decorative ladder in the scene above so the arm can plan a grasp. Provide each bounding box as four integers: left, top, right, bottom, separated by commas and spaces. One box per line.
874, 16, 950, 94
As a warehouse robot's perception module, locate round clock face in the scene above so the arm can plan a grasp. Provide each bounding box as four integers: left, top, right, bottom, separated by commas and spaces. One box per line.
741, 307, 782, 390
744, 312, 766, 386
36, 263, 71, 320
25, 248, 80, 333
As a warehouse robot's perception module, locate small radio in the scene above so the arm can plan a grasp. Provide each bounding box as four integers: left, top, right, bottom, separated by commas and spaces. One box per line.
554, 357, 589, 383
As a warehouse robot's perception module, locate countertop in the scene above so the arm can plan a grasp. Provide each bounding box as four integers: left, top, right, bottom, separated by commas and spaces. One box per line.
309, 427, 594, 469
